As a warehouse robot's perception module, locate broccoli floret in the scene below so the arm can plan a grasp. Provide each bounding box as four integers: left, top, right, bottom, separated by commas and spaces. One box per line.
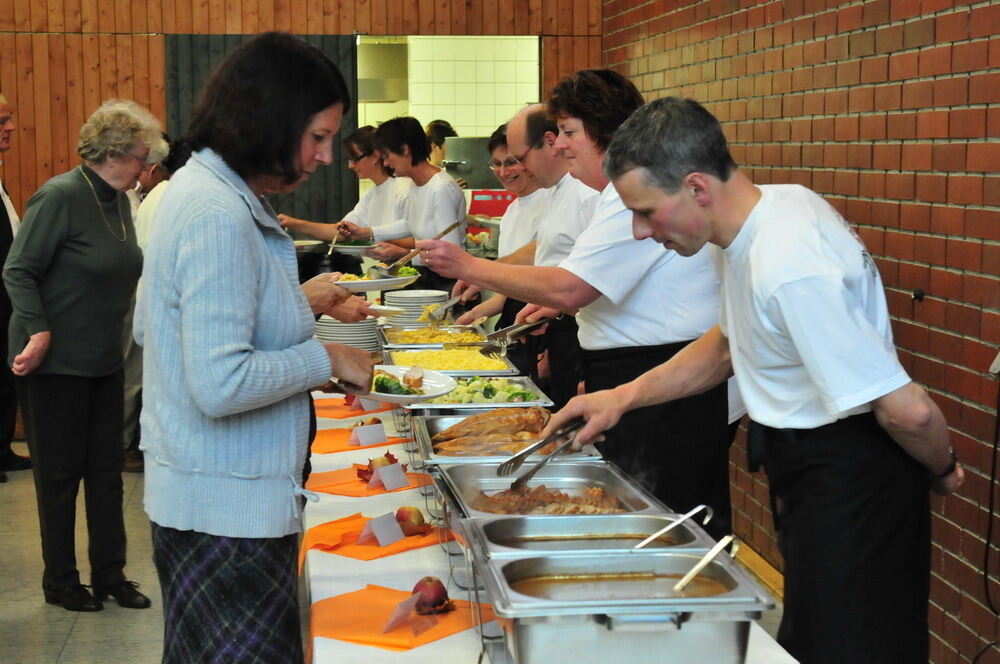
373, 374, 414, 395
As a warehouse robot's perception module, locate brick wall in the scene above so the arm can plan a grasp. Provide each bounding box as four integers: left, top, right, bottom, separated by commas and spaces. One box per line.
602, 0, 999, 661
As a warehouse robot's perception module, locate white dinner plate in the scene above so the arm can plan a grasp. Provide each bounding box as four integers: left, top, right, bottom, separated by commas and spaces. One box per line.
332, 275, 420, 292
330, 243, 372, 256
368, 304, 406, 317
355, 365, 457, 405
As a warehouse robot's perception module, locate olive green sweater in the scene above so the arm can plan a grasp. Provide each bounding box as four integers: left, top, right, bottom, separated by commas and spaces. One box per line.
3, 164, 142, 376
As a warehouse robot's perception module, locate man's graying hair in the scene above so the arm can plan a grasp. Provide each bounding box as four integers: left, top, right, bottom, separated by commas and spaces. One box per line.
605, 97, 737, 193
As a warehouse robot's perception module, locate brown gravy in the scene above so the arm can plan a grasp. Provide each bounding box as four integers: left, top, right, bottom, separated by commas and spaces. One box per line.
510, 573, 729, 600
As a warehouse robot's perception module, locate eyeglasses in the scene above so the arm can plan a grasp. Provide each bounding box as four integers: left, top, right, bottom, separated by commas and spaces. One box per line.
487, 157, 523, 170
347, 152, 372, 164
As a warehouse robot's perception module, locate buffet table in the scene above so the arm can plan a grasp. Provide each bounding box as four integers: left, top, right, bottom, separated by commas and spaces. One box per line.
303, 395, 798, 663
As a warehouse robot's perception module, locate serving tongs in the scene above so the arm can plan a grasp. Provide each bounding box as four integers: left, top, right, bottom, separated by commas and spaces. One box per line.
631, 504, 713, 551
496, 417, 585, 489
367, 220, 462, 279
443, 317, 554, 360
425, 295, 463, 324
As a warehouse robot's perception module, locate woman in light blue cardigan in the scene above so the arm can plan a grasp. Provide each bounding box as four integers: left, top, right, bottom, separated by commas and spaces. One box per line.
134, 33, 372, 664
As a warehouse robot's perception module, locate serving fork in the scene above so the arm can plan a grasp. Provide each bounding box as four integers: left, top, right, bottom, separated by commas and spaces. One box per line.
367, 220, 462, 279
443, 317, 554, 361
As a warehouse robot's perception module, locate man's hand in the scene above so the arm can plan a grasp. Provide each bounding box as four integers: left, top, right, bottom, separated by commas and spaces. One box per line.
931, 465, 964, 496
455, 296, 503, 325
326, 296, 378, 323
322, 343, 375, 393
301, 273, 351, 315
415, 239, 473, 279
278, 213, 306, 232
451, 279, 482, 303
364, 242, 408, 262
337, 221, 371, 242
541, 388, 625, 449
514, 303, 561, 335
11, 331, 51, 376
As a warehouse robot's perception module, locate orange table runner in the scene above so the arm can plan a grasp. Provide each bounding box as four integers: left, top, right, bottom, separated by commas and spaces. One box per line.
314, 397, 394, 420
310, 428, 411, 454
298, 513, 452, 571
305, 465, 432, 497
311, 584, 493, 651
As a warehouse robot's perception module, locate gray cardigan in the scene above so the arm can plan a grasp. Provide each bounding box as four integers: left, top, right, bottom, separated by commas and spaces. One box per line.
135, 148, 331, 538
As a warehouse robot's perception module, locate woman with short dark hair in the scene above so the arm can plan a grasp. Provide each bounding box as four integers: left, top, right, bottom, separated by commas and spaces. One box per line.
339, 116, 466, 292
136, 32, 373, 663
278, 125, 414, 272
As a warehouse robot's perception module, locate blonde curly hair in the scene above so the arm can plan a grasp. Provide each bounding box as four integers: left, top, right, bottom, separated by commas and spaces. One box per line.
77, 99, 166, 164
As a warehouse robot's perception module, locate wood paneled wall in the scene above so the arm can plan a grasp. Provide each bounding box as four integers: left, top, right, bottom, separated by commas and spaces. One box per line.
0, 0, 602, 211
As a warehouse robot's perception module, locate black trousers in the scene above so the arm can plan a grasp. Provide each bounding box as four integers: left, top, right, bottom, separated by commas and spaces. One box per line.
497, 297, 541, 385
542, 315, 582, 410
16, 371, 128, 590
582, 341, 732, 538
751, 413, 930, 664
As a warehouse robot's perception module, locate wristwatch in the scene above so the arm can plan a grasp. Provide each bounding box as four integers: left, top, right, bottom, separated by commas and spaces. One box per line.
931, 447, 958, 478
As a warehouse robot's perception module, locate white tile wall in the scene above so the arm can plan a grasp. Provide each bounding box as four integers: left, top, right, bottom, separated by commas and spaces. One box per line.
353, 35, 540, 198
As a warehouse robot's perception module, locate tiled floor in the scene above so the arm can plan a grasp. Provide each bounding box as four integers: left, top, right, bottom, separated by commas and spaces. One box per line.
0, 439, 785, 663
0, 443, 163, 664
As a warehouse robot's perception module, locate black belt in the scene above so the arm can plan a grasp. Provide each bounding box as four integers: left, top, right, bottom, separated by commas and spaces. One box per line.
580, 339, 691, 363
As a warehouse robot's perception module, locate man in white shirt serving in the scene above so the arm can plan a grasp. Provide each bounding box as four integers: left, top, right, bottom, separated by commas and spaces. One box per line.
544, 96, 963, 664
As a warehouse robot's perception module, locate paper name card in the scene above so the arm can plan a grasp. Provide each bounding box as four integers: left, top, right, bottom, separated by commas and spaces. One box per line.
382, 593, 437, 635
367, 463, 409, 492
356, 512, 405, 547
349, 422, 387, 446
358, 396, 383, 411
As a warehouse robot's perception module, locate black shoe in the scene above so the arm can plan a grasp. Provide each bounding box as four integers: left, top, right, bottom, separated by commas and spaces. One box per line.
44, 584, 103, 612
122, 449, 144, 473
93, 580, 151, 609
0, 452, 31, 471
0, 471, 6, 483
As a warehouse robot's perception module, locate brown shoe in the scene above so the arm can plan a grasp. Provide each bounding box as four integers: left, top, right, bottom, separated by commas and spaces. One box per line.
44, 584, 103, 612
94, 580, 151, 609
123, 449, 144, 473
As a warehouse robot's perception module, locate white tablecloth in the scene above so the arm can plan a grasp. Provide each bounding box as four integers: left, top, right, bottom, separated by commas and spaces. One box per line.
303, 397, 797, 663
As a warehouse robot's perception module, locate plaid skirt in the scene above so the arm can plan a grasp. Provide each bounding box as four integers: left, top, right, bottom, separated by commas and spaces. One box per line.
152, 523, 303, 664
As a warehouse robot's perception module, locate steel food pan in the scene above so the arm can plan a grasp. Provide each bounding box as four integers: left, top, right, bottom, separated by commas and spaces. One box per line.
403, 375, 553, 412
411, 414, 600, 466
438, 461, 669, 517
381, 349, 519, 377
475, 551, 774, 664
378, 324, 488, 349
463, 513, 715, 558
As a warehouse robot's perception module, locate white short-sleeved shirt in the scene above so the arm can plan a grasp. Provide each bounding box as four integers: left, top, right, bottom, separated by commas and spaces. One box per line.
343, 176, 413, 229
497, 187, 550, 258
533, 173, 599, 268
717, 184, 911, 429
560, 183, 720, 350
373, 170, 466, 266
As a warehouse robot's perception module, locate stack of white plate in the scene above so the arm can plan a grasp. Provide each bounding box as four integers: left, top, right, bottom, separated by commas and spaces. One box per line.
383, 290, 449, 327
314, 315, 380, 351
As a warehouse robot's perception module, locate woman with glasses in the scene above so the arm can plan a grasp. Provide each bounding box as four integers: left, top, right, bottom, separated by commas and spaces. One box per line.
278, 125, 412, 274
455, 123, 549, 378
3, 99, 167, 612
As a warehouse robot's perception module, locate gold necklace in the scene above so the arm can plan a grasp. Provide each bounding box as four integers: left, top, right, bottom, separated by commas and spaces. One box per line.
79, 166, 127, 242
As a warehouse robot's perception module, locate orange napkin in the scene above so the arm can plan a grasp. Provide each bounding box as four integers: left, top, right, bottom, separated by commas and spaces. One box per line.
298, 513, 453, 571
311, 584, 493, 651
311, 428, 411, 454
305, 465, 433, 497
314, 397, 394, 420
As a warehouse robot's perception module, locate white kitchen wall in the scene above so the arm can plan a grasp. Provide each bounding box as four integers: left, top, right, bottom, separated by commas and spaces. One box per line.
353, 35, 539, 200
407, 36, 540, 137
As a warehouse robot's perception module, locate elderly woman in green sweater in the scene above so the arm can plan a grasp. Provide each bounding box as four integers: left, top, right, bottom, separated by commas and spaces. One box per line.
3, 99, 167, 612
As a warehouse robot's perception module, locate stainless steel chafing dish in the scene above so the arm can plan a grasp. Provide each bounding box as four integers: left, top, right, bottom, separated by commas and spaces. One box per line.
410, 414, 599, 468
403, 375, 553, 413
377, 323, 488, 349
462, 513, 716, 558
435, 461, 669, 518
381, 349, 520, 376
476, 551, 774, 664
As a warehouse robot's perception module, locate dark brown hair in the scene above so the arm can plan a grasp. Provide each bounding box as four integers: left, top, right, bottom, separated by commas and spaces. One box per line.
186, 32, 351, 185
547, 69, 644, 151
